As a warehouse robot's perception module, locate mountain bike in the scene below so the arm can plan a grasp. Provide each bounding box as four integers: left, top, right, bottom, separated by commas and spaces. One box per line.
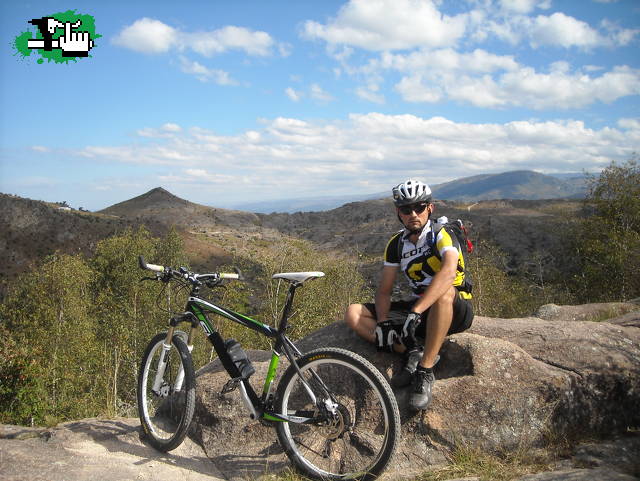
136, 256, 400, 481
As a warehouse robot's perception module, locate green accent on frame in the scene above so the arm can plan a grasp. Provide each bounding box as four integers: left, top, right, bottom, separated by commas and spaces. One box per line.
262, 413, 286, 422
262, 353, 280, 395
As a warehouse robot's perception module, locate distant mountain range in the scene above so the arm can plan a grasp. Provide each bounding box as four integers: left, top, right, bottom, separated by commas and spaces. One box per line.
0, 178, 585, 296
233, 170, 587, 213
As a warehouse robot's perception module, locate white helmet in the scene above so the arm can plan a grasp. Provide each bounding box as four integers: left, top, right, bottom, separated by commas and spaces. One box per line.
392, 179, 432, 206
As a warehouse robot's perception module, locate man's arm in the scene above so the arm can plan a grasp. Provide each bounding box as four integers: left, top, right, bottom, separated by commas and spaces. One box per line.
374, 265, 398, 323
411, 250, 457, 314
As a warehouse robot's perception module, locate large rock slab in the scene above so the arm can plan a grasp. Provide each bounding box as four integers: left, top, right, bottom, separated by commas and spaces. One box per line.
534, 301, 639, 323
515, 467, 638, 481
192, 308, 640, 478
0, 418, 224, 481
468, 316, 640, 438
192, 350, 293, 481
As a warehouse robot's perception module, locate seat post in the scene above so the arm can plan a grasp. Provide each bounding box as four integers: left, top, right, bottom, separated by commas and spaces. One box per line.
278, 282, 300, 333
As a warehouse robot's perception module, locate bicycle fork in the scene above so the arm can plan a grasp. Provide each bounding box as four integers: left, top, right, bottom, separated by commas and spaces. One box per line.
152, 326, 193, 396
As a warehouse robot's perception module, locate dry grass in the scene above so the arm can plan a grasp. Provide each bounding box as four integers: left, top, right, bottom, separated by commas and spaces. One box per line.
256, 444, 555, 481
416, 444, 555, 481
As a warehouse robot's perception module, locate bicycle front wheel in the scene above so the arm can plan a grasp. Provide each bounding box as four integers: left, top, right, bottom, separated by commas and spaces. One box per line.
137, 332, 195, 452
275, 348, 400, 481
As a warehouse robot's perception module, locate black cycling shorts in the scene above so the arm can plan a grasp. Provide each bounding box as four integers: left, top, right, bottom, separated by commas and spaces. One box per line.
364, 292, 473, 338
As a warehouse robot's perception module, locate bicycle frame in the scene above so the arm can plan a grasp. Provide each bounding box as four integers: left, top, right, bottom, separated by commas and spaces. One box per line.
157, 279, 322, 424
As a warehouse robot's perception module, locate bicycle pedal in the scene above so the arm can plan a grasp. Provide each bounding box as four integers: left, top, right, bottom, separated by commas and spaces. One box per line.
221, 377, 242, 395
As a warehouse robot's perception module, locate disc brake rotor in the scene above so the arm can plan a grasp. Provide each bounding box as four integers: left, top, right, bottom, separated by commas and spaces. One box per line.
323, 404, 352, 440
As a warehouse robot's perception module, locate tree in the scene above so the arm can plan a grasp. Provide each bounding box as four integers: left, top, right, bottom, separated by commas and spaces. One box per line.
90, 226, 189, 415
466, 240, 535, 318
573, 158, 640, 302
216, 237, 370, 350
0, 253, 99, 424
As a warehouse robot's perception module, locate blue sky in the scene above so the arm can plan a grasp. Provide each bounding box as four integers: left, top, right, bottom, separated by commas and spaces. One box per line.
1, 0, 638, 211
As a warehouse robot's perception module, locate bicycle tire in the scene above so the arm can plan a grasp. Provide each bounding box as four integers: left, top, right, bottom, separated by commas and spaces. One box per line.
275, 347, 400, 481
137, 332, 196, 451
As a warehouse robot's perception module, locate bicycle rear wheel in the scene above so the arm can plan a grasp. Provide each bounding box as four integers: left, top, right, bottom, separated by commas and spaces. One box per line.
137, 332, 195, 451
275, 348, 400, 481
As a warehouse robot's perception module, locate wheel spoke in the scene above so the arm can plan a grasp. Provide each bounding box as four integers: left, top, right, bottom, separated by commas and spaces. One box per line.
276, 348, 399, 481
137, 333, 195, 452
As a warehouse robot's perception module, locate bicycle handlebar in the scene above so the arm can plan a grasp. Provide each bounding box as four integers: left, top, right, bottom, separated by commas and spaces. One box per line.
139, 256, 164, 273
138, 255, 241, 284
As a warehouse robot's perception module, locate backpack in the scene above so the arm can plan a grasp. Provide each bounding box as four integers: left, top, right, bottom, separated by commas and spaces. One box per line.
397, 216, 474, 294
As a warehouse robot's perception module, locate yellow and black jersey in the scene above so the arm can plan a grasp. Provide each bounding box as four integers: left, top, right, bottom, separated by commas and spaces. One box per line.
384, 221, 471, 299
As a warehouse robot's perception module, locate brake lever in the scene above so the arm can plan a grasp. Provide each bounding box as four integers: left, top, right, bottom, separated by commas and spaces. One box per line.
139, 276, 157, 282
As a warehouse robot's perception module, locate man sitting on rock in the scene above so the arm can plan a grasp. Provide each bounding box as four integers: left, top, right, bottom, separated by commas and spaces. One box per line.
345, 179, 474, 410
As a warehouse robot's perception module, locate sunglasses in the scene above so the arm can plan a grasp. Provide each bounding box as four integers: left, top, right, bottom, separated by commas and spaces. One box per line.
398, 203, 428, 215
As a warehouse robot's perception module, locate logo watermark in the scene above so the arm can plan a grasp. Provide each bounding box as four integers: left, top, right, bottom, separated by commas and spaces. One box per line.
14, 10, 99, 64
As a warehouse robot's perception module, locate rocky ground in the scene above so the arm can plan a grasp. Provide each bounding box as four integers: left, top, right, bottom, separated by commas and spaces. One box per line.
1, 301, 639, 481
0, 418, 224, 481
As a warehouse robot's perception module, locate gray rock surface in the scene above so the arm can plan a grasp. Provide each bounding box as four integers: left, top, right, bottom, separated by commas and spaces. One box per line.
534, 302, 639, 323
0, 418, 223, 481
192, 306, 640, 478
2, 303, 638, 481
515, 467, 638, 481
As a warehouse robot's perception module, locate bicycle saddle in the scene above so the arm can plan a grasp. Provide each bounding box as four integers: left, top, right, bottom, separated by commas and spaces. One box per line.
272, 272, 325, 284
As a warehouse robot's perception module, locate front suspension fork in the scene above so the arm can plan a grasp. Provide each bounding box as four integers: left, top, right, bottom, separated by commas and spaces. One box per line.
151, 324, 195, 395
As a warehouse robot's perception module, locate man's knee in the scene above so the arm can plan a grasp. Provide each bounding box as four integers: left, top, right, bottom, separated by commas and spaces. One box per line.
435, 286, 457, 307
345, 303, 364, 330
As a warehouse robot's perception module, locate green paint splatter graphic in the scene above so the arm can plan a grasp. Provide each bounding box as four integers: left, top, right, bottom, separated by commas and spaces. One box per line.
13, 10, 100, 64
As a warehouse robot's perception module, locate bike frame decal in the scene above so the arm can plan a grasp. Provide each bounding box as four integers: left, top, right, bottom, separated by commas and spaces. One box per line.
262, 351, 280, 397
189, 303, 214, 334
262, 412, 315, 424
189, 297, 278, 338
262, 412, 288, 422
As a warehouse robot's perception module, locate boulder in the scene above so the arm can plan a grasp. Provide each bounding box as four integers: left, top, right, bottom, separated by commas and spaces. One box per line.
514, 467, 638, 481
191, 350, 293, 481
467, 316, 640, 438
534, 302, 639, 323
191, 307, 640, 479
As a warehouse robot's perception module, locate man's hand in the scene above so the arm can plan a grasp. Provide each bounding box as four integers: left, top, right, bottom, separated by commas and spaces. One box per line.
375, 319, 400, 352
402, 311, 421, 347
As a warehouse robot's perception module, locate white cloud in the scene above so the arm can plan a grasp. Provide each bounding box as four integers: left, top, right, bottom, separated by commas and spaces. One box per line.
472, 8, 637, 49
185, 26, 275, 57
161, 123, 182, 132
113, 18, 282, 57
356, 84, 385, 104
302, 0, 468, 50
496, 65, 640, 108
528, 12, 602, 48
285, 87, 302, 102
618, 118, 640, 130
498, 0, 551, 14
178, 57, 237, 85
301, 2, 639, 111
395, 75, 442, 103
112, 18, 178, 54
600, 19, 640, 47
72, 114, 638, 200
368, 48, 640, 109
31, 145, 51, 153
301, 1, 635, 53
310, 84, 334, 102
137, 123, 184, 138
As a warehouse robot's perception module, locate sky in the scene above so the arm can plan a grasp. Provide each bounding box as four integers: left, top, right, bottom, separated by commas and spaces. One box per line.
0, 0, 639, 211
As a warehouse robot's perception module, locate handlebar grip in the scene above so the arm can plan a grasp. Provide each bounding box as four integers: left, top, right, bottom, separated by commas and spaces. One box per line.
219, 273, 240, 280
138, 255, 165, 273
